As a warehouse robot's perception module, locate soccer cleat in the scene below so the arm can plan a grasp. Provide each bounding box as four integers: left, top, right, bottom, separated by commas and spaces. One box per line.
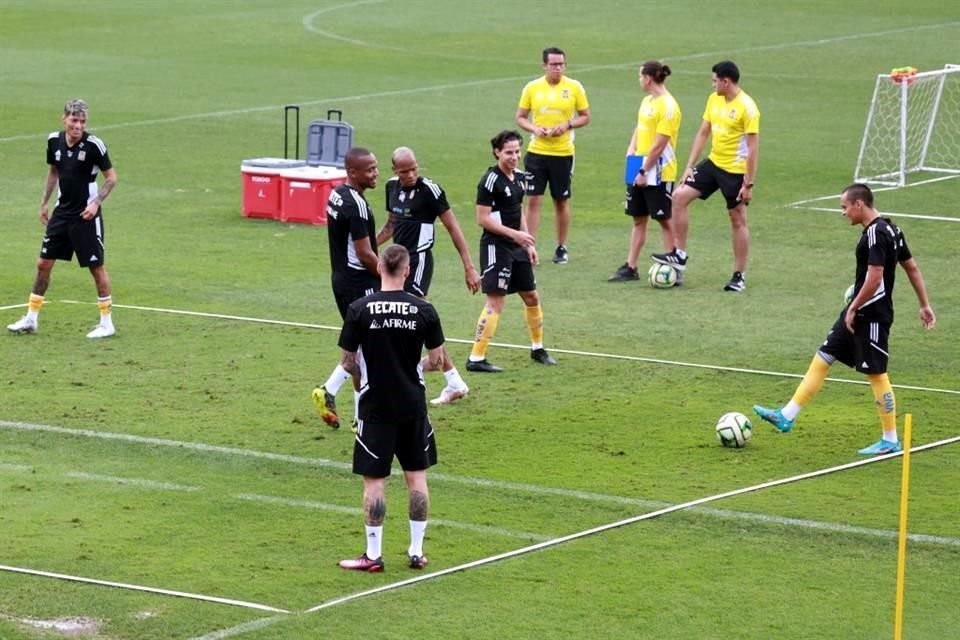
752, 405, 794, 433
337, 553, 384, 573
651, 249, 688, 271
86, 323, 115, 339
530, 348, 557, 365
673, 270, 684, 288
408, 555, 429, 570
607, 263, 639, 282
430, 385, 468, 405
552, 245, 569, 264
466, 359, 503, 373
7, 316, 38, 335
350, 419, 358, 434
857, 439, 903, 456
723, 271, 746, 292
311, 386, 340, 429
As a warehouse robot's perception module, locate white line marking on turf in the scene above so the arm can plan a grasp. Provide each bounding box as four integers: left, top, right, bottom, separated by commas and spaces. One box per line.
4, 21, 958, 146
301, 435, 960, 616
234, 493, 548, 541
790, 206, 960, 223
3, 421, 959, 548
0, 565, 289, 614
64, 471, 201, 492
0, 462, 32, 472
190, 615, 287, 640
0, 303, 27, 311
56, 300, 960, 397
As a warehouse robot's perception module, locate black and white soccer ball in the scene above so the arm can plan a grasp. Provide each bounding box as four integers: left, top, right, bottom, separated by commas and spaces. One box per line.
716, 412, 752, 448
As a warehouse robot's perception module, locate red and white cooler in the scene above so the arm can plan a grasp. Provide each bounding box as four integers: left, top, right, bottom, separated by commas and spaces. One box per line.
279, 166, 348, 225
241, 158, 306, 219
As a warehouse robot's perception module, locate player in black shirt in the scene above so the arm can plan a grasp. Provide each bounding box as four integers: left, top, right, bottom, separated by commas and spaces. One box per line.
376, 147, 480, 405
337, 245, 445, 573
753, 184, 936, 456
7, 99, 119, 339
467, 130, 557, 372
312, 148, 380, 430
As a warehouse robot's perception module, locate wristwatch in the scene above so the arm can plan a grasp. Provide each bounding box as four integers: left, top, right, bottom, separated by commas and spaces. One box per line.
638, 168, 646, 176
745, 182, 755, 189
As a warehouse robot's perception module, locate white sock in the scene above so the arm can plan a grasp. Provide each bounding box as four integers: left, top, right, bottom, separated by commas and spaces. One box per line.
97, 296, 114, 328
883, 430, 899, 443
443, 367, 466, 390
323, 365, 351, 395
408, 520, 427, 557
26, 310, 39, 322
531, 342, 543, 350
676, 249, 687, 260
781, 401, 801, 421
365, 525, 383, 560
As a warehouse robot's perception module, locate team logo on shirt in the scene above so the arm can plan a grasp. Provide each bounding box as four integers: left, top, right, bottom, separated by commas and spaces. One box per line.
729, 109, 737, 119
399, 191, 406, 202
562, 89, 570, 99
78, 151, 86, 161
54, 150, 61, 162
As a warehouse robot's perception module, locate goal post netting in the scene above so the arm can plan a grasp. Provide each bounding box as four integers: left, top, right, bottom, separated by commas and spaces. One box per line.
854, 64, 960, 187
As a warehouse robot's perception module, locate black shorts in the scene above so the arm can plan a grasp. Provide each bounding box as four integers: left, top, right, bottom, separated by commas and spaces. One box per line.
524, 151, 574, 201
352, 414, 437, 478
819, 310, 890, 374
41, 214, 105, 267
480, 241, 536, 295
333, 278, 378, 320
404, 251, 433, 298
684, 159, 747, 210
625, 182, 674, 220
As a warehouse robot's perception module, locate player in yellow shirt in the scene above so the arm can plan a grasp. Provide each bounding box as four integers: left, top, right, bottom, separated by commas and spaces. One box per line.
515, 47, 591, 265
608, 61, 682, 282
652, 60, 759, 291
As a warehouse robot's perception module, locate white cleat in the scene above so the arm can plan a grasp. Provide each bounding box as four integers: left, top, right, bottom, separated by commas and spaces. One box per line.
86, 324, 116, 339
7, 316, 38, 334
430, 385, 468, 405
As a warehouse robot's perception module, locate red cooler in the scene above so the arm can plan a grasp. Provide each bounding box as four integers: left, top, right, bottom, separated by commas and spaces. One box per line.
280, 166, 348, 225
241, 158, 306, 219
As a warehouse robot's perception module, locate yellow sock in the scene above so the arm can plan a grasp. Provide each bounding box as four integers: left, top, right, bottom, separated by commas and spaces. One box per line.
868, 373, 897, 436
469, 307, 500, 361
28, 293, 44, 316
790, 354, 831, 408
524, 304, 544, 347
97, 295, 112, 318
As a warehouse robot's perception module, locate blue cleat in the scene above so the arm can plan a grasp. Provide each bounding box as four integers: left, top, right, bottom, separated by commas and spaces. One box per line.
752, 405, 794, 433
857, 439, 903, 456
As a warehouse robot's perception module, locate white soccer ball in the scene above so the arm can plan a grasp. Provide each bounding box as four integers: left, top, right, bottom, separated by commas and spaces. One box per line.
648, 263, 677, 289
716, 412, 753, 448
843, 283, 855, 305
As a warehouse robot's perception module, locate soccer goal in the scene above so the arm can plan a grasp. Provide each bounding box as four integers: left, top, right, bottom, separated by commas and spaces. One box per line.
854, 64, 960, 187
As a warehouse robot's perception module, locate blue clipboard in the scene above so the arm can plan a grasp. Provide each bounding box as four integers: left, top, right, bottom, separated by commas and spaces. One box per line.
624, 154, 661, 186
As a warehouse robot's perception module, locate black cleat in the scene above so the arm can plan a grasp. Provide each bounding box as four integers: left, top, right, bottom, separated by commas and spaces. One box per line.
723, 271, 746, 292
530, 348, 557, 365
408, 555, 429, 570
466, 359, 503, 373
651, 248, 688, 271
607, 263, 639, 282
552, 245, 569, 264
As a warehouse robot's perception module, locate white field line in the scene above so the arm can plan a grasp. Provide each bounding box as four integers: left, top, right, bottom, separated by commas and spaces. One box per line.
0, 565, 289, 614
55, 300, 960, 397
790, 206, 960, 223
194, 433, 960, 639
3, 21, 958, 146
300, 434, 960, 615
0, 462, 32, 472
3, 420, 959, 548
0, 303, 27, 311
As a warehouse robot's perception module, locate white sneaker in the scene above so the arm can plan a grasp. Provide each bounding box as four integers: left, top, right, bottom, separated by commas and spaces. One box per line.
430, 385, 468, 405
7, 316, 38, 334
86, 323, 116, 339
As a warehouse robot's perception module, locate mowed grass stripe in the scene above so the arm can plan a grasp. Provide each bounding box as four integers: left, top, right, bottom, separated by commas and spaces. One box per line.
4, 420, 959, 548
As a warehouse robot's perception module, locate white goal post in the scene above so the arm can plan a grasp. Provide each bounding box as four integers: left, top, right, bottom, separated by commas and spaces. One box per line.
854, 64, 960, 187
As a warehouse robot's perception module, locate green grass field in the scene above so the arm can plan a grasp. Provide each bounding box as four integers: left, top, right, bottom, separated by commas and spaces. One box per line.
2, 1, 959, 638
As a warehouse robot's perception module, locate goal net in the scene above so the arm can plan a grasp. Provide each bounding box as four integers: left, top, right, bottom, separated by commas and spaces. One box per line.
854, 64, 960, 187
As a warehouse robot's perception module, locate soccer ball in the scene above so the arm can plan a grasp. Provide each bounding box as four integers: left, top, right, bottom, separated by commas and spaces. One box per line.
648, 263, 677, 289
843, 283, 855, 305
715, 412, 752, 448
